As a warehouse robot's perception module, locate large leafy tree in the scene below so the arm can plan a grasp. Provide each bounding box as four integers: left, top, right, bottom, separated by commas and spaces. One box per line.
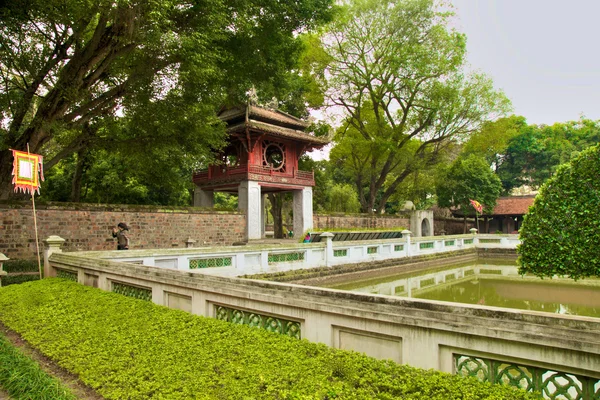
312, 0, 509, 213
436, 155, 502, 232
496, 118, 600, 194
0, 0, 334, 199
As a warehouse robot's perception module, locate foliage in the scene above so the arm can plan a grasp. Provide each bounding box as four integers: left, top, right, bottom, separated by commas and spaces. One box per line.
312, 0, 510, 213
2, 259, 37, 273
213, 192, 238, 211
518, 144, 600, 280
0, 279, 538, 400
2, 275, 40, 287
0, 333, 76, 399
496, 118, 600, 194
299, 155, 330, 212
326, 184, 361, 213
0, 0, 335, 199
461, 115, 526, 169
436, 155, 502, 216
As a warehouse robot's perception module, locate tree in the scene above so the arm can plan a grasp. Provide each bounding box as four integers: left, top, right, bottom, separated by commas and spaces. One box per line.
461, 115, 526, 170
518, 145, 600, 280
436, 155, 502, 232
496, 118, 600, 194
0, 0, 334, 199
312, 0, 509, 213
327, 183, 361, 213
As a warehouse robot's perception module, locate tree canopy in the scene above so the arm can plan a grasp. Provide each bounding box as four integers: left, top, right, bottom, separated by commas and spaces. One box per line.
518, 144, 600, 280
0, 0, 334, 199
312, 0, 509, 213
436, 154, 502, 230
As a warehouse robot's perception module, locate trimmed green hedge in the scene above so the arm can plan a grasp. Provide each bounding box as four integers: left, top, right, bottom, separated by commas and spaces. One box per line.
518, 144, 600, 279
0, 279, 539, 400
2, 259, 38, 274
0, 332, 76, 399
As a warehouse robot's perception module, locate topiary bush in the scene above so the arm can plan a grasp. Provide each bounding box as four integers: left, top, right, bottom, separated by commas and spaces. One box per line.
518, 144, 600, 279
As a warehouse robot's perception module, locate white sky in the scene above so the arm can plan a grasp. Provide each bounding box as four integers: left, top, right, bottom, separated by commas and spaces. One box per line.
452, 0, 600, 125
307, 0, 600, 161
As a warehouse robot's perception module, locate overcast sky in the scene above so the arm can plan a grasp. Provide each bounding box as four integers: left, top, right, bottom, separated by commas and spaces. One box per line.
308, 0, 600, 160
451, 0, 600, 125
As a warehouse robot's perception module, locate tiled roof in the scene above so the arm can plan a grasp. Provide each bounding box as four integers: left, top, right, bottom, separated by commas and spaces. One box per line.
227, 120, 329, 146
449, 195, 536, 217
219, 105, 309, 129
489, 196, 535, 216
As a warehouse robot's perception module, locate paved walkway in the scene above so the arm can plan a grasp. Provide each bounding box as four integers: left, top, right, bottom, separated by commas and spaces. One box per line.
0, 388, 10, 399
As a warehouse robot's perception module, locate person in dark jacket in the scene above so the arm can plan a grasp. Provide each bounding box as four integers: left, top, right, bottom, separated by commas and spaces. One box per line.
112, 222, 130, 250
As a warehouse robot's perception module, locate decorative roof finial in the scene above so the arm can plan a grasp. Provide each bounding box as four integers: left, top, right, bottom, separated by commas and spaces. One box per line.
247, 86, 259, 106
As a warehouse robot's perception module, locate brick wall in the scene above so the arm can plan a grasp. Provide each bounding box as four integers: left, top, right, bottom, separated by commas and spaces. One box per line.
0, 202, 246, 259
313, 213, 410, 231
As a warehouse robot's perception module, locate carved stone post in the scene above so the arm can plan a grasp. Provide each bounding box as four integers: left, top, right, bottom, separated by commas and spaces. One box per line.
0, 253, 8, 287
43, 235, 66, 278
402, 230, 412, 257
321, 232, 335, 267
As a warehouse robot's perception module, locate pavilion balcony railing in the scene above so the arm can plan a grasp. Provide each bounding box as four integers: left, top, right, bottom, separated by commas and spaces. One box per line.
194, 164, 314, 182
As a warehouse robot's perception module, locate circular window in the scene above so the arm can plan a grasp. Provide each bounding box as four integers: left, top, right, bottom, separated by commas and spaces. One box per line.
264, 143, 285, 170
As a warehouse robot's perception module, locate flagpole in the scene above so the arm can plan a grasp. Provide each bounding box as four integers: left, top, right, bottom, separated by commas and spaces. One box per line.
27, 144, 42, 279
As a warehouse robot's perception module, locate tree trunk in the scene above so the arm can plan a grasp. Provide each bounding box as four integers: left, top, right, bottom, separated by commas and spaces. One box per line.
0, 151, 14, 200
268, 193, 285, 239
463, 215, 467, 234
70, 149, 88, 202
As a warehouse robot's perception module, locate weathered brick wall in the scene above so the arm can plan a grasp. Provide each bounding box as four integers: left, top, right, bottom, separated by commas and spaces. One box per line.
0, 202, 246, 259
313, 213, 410, 231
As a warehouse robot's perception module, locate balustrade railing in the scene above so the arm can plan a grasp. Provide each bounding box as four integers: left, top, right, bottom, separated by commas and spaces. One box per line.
194, 164, 314, 181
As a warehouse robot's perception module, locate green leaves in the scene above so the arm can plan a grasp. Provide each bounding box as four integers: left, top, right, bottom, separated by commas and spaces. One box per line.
518, 144, 600, 280
436, 154, 503, 215
0, 279, 539, 399
0, 332, 77, 399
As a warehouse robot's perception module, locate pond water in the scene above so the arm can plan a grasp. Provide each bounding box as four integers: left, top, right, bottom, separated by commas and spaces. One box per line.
326, 260, 600, 318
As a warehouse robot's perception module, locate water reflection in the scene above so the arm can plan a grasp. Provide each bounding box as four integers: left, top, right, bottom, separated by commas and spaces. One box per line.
327, 262, 600, 318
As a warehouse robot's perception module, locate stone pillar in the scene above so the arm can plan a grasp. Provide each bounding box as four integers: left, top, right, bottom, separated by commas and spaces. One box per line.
238, 181, 262, 240
185, 238, 197, 248
0, 253, 8, 287
470, 228, 478, 235
262, 193, 268, 238
193, 187, 214, 207
402, 229, 412, 257
321, 232, 335, 267
293, 187, 313, 239
43, 235, 66, 278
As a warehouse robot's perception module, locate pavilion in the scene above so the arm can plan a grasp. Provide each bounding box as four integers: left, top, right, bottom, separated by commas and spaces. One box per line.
192, 104, 329, 240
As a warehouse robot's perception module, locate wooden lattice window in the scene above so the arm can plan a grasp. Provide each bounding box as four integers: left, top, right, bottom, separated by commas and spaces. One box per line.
262, 140, 286, 172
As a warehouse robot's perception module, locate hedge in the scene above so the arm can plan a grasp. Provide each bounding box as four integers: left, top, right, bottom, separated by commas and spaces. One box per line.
0, 332, 76, 399
0, 279, 540, 400
518, 144, 600, 279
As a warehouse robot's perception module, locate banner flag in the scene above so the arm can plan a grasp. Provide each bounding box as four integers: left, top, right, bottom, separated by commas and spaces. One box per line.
11, 150, 44, 195
469, 199, 483, 214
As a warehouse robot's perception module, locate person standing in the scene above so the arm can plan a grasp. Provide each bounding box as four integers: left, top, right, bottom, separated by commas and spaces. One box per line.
112, 222, 130, 250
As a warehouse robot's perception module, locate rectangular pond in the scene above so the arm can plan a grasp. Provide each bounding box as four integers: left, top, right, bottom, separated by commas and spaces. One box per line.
326, 259, 600, 318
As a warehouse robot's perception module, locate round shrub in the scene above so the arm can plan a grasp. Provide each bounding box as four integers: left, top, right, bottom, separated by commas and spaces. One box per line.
518, 144, 600, 279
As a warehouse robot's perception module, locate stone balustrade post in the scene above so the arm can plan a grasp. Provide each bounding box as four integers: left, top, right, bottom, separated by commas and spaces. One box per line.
321, 232, 335, 267
469, 228, 478, 246
185, 238, 197, 248
0, 253, 8, 287
43, 236, 66, 278
402, 230, 412, 257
